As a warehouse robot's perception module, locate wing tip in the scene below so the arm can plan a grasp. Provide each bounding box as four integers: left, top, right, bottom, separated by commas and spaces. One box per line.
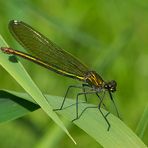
9, 20, 21, 26
8, 20, 23, 34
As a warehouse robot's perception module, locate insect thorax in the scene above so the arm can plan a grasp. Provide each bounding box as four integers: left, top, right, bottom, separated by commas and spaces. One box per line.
84, 71, 104, 89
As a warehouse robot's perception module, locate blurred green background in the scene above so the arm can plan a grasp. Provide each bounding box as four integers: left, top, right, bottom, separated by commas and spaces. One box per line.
0, 0, 147, 147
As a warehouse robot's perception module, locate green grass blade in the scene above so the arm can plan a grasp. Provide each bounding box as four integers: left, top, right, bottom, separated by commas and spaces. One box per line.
0, 35, 76, 144
0, 90, 71, 147
0, 90, 39, 122
135, 105, 148, 139
0, 90, 146, 148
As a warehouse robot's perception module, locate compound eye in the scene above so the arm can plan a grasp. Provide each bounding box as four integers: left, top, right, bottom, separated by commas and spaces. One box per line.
109, 80, 117, 92
111, 80, 117, 87
111, 85, 116, 92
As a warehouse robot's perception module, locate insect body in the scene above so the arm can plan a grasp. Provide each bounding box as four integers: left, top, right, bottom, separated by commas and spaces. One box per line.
0, 20, 120, 131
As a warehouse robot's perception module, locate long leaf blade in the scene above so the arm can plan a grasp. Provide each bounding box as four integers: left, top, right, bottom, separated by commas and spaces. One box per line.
0, 35, 76, 144
0, 90, 146, 148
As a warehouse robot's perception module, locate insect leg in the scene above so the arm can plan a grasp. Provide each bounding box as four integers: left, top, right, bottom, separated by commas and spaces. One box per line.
96, 92, 108, 110
98, 95, 111, 131
108, 90, 120, 119
72, 91, 97, 122
82, 83, 89, 102
53, 85, 87, 111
